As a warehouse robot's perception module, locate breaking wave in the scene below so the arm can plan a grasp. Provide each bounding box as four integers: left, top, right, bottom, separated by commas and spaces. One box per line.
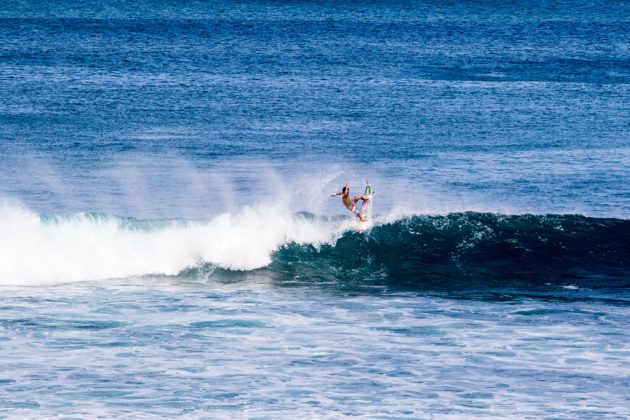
0, 201, 346, 285
1, 201, 628, 289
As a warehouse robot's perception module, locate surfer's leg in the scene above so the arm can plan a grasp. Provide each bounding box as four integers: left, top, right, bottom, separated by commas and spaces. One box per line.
352, 196, 369, 222
350, 200, 366, 222
353, 206, 366, 222
352, 195, 366, 204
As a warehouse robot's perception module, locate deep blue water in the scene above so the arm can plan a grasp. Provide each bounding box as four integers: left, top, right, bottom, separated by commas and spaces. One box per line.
1, 1, 629, 417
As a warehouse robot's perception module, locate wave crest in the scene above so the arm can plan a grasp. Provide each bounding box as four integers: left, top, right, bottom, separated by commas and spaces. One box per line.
1, 201, 628, 288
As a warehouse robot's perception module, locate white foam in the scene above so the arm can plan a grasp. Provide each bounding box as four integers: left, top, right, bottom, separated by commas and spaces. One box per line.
0, 200, 352, 286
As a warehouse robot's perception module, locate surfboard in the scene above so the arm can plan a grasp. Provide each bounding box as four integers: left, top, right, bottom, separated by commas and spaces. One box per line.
359, 181, 373, 231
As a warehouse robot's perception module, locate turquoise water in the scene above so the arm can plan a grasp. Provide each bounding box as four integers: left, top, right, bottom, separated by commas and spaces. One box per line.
0, 1, 629, 417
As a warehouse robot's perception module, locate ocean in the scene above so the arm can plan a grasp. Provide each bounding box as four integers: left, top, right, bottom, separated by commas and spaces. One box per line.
1, 1, 629, 417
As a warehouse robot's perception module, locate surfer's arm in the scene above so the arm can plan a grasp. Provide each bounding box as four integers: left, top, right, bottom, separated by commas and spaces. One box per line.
331, 181, 350, 197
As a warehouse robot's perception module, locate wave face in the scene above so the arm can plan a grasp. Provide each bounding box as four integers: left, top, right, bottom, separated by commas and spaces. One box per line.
1, 200, 628, 289
270, 213, 630, 291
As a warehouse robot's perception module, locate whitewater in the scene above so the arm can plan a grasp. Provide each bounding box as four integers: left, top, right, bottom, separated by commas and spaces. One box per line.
0, 200, 347, 284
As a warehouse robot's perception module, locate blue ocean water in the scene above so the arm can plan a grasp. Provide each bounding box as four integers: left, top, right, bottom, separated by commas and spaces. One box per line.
1, 1, 629, 417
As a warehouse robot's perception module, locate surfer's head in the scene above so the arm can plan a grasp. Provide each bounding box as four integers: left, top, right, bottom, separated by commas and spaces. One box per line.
342, 186, 348, 195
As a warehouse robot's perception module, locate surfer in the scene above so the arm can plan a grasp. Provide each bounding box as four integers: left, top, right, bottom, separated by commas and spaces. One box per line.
331, 181, 368, 222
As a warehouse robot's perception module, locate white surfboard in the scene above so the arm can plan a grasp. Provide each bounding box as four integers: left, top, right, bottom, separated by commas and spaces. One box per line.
359, 181, 373, 231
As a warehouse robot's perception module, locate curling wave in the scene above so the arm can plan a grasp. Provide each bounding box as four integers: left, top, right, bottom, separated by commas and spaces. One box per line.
1, 201, 628, 288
